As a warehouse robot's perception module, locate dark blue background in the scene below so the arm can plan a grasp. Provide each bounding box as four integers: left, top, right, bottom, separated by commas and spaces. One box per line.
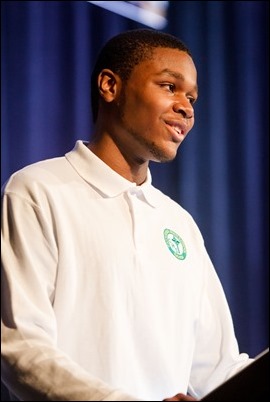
1, 1, 269, 399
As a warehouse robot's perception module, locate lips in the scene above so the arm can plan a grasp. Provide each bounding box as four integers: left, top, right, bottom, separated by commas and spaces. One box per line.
170, 125, 182, 135
165, 120, 187, 141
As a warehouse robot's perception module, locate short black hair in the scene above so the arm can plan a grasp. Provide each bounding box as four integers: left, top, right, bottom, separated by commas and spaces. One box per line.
91, 29, 191, 122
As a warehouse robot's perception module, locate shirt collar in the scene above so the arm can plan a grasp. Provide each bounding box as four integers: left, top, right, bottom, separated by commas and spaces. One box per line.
65, 140, 161, 208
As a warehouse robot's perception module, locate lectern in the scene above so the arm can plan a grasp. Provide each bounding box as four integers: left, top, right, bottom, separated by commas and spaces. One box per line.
201, 349, 269, 401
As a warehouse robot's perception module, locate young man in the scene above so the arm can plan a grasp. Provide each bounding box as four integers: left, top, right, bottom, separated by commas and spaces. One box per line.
1, 29, 252, 401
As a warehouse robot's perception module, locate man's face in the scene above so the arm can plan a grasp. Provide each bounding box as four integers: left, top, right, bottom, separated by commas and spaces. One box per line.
115, 47, 198, 164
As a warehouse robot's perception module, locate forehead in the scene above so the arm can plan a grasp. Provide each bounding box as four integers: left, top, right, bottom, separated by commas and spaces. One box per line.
131, 47, 197, 84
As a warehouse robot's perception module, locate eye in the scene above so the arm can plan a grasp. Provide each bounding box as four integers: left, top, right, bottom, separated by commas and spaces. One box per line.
161, 83, 175, 93
167, 84, 175, 92
187, 96, 196, 105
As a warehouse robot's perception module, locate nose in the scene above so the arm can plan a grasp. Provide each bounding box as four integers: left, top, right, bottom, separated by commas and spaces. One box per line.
173, 101, 194, 119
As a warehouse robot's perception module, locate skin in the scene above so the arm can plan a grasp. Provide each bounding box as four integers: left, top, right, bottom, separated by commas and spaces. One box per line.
164, 393, 197, 401
88, 47, 198, 185
88, 47, 199, 401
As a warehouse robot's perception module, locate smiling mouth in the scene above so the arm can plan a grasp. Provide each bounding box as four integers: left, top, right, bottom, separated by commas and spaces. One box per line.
171, 125, 182, 135
165, 122, 186, 141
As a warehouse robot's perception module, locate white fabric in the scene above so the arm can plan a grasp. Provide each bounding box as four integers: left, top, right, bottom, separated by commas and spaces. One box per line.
1, 140, 251, 401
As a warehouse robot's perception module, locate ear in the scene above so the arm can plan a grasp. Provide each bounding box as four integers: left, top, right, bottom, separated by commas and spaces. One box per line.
97, 69, 120, 103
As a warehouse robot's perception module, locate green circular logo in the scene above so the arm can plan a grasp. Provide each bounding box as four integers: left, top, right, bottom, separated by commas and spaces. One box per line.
163, 228, 187, 260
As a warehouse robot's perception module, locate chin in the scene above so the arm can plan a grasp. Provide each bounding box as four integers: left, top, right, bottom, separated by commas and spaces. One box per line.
152, 154, 177, 164
151, 148, 178, 163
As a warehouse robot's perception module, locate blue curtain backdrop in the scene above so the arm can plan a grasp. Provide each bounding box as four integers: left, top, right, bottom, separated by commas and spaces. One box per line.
1, 0, 269, 398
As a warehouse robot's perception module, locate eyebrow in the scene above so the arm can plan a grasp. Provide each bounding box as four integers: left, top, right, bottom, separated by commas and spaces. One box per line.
159, 68, 184, 80
157, 68, 198, 93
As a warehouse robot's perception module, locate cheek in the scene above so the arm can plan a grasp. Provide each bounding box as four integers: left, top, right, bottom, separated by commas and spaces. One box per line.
123, 97, 155, 124
121, 90, 168, 128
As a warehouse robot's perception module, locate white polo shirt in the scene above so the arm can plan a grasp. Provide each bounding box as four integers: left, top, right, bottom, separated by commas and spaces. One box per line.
1, 140, 250, 401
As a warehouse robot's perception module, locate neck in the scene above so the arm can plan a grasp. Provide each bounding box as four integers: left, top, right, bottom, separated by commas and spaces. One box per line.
87, 135, 148, 185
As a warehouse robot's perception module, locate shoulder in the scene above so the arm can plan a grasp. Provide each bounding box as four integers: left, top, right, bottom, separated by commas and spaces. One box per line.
151, 185, 194, 218
150, 185, 205, 243
2, 156, 68, 199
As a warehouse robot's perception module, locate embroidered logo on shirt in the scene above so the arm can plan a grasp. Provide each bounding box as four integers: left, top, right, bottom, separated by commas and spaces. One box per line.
163, 228, 187, 260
